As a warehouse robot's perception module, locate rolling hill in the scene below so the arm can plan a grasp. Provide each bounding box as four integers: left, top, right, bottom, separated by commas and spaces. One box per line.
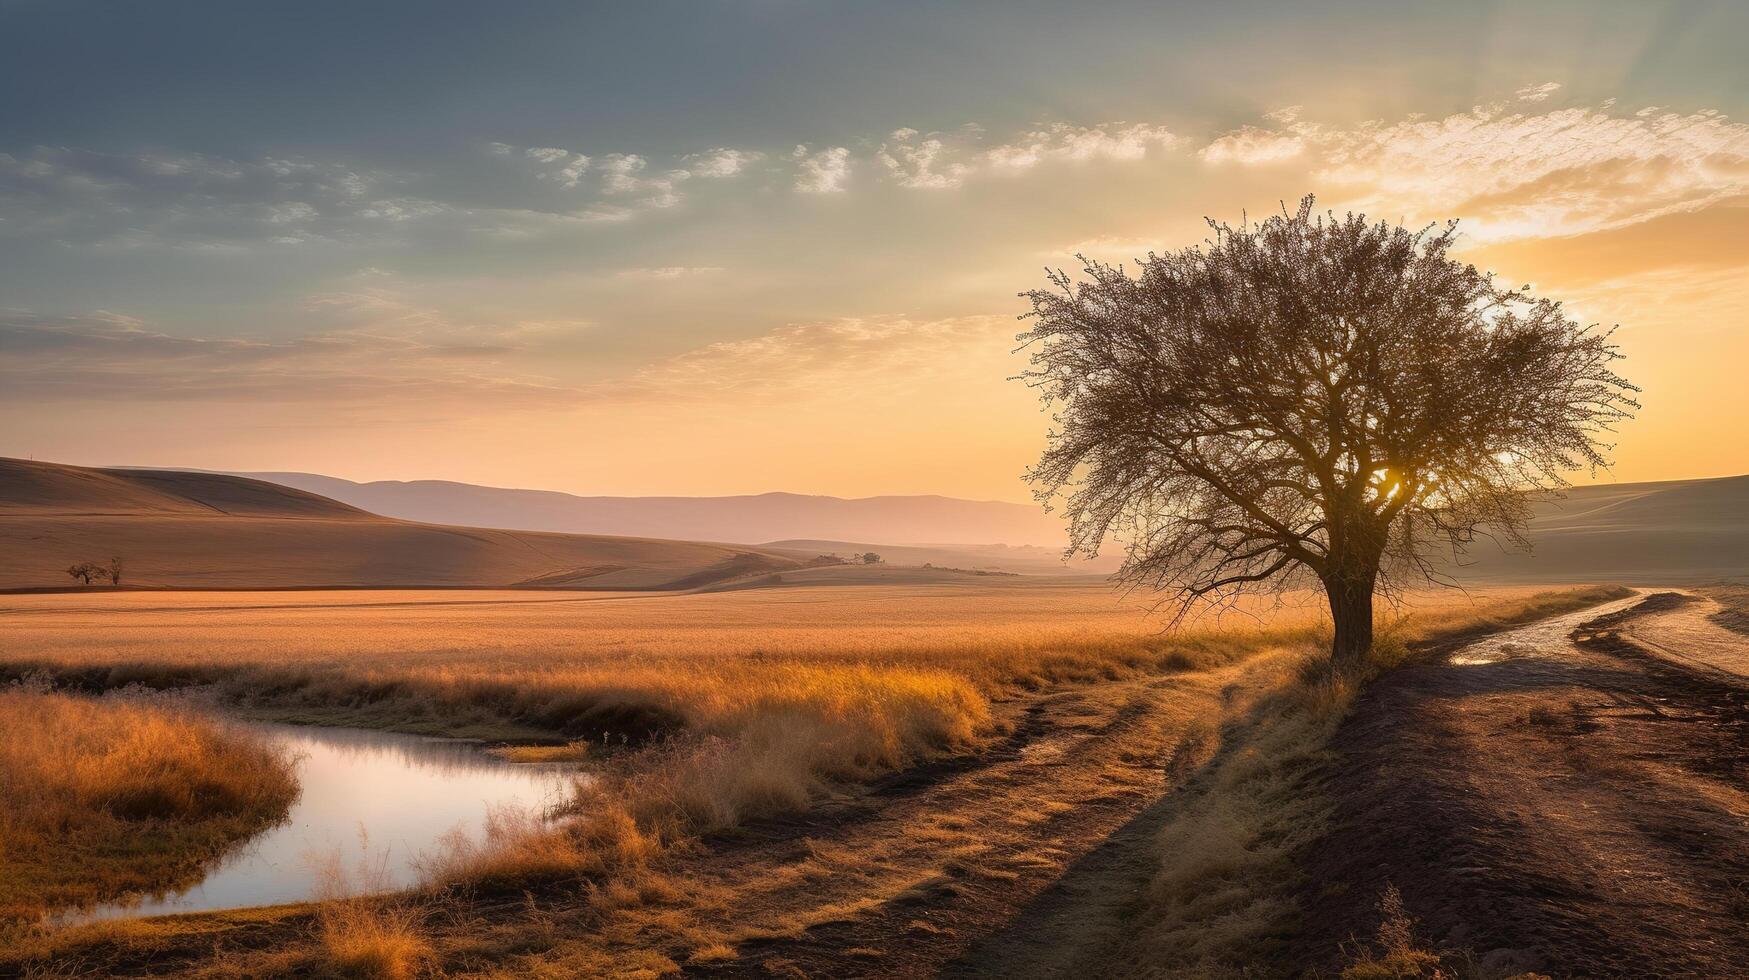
1453, 474, 1749, 584
7, 458, 1745, 591
209, 470, 1070, 548
0, 458, 802, 591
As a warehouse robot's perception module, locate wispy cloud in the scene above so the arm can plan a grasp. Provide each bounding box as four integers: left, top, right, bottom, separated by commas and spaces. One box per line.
613, 266, 725, 280
1516, 81, 1563, 103
792, 145, 852, 194
1198, 93, 1749, 241
0, 147, 435, 249
984, 122, 1180, 173
683, 147, 762, 178
596, 314, 1012, 402
0, 308, 575, 406
876, 121, 1181, 189
878, 129, 973, 189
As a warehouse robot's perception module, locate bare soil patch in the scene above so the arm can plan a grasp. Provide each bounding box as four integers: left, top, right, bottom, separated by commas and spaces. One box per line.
1297, 591, 1749, 977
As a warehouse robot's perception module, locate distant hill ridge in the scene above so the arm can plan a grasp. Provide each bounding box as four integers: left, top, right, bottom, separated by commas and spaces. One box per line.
223, 469, 1749, 585
206, 470, 1071, 548
0, 461, 370, 520
0, 458, 804, 590
5, 459, 1745, 589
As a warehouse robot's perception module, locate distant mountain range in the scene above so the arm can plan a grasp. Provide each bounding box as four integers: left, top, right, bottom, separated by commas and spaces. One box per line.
213, 471, 1073, 548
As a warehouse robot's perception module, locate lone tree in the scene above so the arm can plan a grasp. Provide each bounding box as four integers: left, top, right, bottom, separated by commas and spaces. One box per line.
1019, 198, 1638, 668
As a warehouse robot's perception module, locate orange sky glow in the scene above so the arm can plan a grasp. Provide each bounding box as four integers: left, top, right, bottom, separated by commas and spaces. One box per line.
3, 3, 1744, 501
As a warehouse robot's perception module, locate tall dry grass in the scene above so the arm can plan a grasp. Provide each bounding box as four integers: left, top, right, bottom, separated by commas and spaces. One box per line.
309, 844, 434, 980
0, 683, 299, 924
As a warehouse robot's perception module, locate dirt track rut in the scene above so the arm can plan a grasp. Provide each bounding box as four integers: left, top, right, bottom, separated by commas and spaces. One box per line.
1297, 591, 1749, 978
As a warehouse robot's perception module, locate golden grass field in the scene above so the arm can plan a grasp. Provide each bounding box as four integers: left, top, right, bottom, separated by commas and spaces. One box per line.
0, 578, 1630, 978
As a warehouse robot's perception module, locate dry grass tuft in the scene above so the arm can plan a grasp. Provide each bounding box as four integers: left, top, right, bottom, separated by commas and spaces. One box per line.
317, 903, 432, 980
0, 682, 298, 924
1339, 884, 1448, 979
311, 841, 434, 980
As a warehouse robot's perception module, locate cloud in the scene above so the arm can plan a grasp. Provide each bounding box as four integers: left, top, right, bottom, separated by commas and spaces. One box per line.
877, 129, 972, 190
0, 143, 709, 249
0, 308, 574, 406
0, 300, 1016, 422
1197, 126, 1306, 165
1516, 81, 1562, 103
552, 154, 592, 189
2, 118, 1183, 253
613, 266, 725, 280
598, 153, 648, 194
871, 121, 1180, 190
597, 314, 1012, 402
525, 147, 570, 164
793, 145, 851, 194
684, 147, 762, 178
1198, 96, 1749, 241
603, 154, 689, 208
984, 122, 1180, 174
0, 146, 466, 249
486, 143, 593, 188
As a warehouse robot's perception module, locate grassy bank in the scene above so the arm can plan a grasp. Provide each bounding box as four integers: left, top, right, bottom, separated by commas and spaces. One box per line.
0, 686, 300, 927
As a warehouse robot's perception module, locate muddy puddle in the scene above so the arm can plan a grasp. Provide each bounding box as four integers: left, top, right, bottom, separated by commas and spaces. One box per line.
1448, 590, 1646, 666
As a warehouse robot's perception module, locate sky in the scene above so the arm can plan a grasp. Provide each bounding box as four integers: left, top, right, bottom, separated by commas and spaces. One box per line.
2, 0, 1746, 502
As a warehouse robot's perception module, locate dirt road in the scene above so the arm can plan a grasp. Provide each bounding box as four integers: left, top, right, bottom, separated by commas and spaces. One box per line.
1298, 590, 1749, 977
668, 667, 1233, 978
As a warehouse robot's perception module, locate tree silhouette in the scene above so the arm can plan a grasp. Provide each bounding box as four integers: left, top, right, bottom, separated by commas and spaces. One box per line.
1019, 197, 1638, 667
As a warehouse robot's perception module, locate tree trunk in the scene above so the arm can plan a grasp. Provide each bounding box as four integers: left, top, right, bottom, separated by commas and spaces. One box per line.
1326, 570, 1376, 670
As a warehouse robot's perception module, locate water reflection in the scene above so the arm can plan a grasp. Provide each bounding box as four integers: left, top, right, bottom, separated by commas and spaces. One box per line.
72, 722, 580, 921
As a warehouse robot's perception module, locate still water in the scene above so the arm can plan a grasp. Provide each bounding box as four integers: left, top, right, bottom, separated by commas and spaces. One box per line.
76, 722, 579, 921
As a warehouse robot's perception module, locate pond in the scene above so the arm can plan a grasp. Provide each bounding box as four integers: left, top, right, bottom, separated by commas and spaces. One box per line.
72, 722, 581, 921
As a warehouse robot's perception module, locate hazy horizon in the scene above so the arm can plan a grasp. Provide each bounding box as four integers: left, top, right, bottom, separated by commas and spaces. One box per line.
4, 1, 1748, 502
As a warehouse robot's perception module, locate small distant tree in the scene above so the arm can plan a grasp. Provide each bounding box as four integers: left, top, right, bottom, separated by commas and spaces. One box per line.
65, 561, 101, 585
1019, 197, 1638, 668
860, 552, 882, 565
106, 556, 124, 585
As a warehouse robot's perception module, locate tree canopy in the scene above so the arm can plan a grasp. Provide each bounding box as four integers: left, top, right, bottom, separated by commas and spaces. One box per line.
1019, 197, 1639, 664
